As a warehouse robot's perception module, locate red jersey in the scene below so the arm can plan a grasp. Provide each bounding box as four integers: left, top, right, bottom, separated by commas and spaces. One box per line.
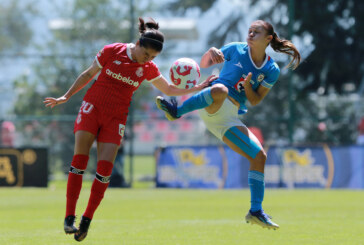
83, 43, 162, 114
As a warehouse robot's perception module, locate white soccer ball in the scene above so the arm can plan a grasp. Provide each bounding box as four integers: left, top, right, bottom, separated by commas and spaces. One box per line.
169, 58, 201, 89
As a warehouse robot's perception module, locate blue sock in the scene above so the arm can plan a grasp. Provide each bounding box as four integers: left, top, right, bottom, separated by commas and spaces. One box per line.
177, 87, 213, 117
248, 170, 265, 212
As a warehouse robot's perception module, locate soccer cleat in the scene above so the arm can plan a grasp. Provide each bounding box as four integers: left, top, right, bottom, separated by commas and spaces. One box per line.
245, 210, 279, 230
64, 215, 78, 234
74, 216, 92, 242
155, 96, 180, 121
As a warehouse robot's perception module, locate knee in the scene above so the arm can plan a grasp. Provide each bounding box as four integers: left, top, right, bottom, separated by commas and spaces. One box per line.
211, 84, 228, 100
254, 150, 267, 166
250, 150, 266, 172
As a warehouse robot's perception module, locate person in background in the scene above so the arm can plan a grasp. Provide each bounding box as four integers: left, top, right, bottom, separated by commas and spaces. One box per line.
156, 20, 301, 230
44, 17, 216, 241
357, 117, 364, 145
1, 121, 16, 147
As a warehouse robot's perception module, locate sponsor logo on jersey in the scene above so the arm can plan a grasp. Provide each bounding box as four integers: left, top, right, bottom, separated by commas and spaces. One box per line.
113, 60, 121, 65
136, 67, 143, 77
234, 74, 256, 92
234, 78, 245, 92
106, 69, 139, 87
234, 62, 243, 69
257, 73, 265, 82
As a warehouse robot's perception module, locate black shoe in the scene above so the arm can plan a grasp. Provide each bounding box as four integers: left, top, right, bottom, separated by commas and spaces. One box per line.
155, 96, 180, 121
64, 215, 78, 234
74, 216, 91, 242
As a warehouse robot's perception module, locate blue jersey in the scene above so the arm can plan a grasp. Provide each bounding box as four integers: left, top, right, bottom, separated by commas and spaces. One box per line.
213, 42, 280, 114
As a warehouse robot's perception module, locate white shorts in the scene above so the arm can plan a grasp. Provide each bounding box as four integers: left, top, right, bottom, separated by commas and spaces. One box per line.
198, 99, 245, 141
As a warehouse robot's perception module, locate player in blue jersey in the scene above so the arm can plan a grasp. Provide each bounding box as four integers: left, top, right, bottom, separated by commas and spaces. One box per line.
156, 20, 300, 230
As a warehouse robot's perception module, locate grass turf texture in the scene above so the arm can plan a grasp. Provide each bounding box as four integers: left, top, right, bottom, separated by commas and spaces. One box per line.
0, 188, 363, 245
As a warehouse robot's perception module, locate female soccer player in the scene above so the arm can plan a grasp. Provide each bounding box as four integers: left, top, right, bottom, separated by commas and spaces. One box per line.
44, 17, 216, 241
156, 20, 301, 230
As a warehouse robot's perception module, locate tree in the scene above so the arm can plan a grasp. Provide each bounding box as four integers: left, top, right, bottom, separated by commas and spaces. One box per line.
0, 0, 35, 53
11, 0, 155, 172
166, 0, 362, 144
253, 0, 363, 144
13, 0, 158, 116
168, 0, 364, 94
167, 0, 216, 13
253, 0, 364, 95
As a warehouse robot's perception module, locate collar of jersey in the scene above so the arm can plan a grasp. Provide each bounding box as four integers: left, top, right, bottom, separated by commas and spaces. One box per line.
248, 46, 268, 70
127, 43, 136, 62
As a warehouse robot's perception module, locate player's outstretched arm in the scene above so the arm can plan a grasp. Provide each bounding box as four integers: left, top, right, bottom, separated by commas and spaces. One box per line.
43, 60, 101, 108
195, 75, 218, 90
152, 75, 218, 97
200, 47, 224, 68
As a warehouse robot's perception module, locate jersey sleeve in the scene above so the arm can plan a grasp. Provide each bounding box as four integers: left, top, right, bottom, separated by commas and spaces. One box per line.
95, 43, 114, 68
220, 42, 240, 61
145, 61, 162, 83
261, 63, 280, 89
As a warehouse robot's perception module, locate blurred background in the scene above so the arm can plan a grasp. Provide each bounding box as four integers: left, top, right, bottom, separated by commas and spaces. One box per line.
1, 0, 363, 188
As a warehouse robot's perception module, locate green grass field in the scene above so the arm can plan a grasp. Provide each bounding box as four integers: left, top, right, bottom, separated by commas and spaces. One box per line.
1, 187, 364, 245
1, 156, 364, 244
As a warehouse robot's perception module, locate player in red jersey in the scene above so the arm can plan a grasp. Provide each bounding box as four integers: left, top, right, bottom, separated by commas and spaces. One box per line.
43, 17, 216, 242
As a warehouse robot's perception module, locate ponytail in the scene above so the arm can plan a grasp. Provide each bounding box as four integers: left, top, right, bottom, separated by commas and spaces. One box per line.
138, 17, 164, 52
270, 32, 301, 70
255, 20, 301, 70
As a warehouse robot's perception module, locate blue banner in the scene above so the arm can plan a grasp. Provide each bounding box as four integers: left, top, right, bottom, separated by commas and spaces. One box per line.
155, 145, 364, 189
156, 146, 226, 188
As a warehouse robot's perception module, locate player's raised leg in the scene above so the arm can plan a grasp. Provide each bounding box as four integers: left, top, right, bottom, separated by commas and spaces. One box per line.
155, 96, 180, 121
156, 84, 228, 121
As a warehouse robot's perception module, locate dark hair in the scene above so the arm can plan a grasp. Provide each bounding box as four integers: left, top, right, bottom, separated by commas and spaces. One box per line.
255, 20, 301, 70
138, 17, 164, 52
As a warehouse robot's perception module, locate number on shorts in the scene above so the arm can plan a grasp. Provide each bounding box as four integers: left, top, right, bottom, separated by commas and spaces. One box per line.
79, 101, 94, 114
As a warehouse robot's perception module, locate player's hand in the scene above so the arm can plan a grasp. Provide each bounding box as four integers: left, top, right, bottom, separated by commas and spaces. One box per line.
210, 47, 225, 64
243, 72, 252, 87
43, 96, 68, 108
195, 75, 219, 90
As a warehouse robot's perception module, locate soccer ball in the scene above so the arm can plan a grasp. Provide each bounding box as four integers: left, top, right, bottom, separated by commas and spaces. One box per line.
169, 58, 201, 89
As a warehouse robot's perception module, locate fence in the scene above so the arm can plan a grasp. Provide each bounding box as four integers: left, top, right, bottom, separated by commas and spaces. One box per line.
0, 114, 215, 182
